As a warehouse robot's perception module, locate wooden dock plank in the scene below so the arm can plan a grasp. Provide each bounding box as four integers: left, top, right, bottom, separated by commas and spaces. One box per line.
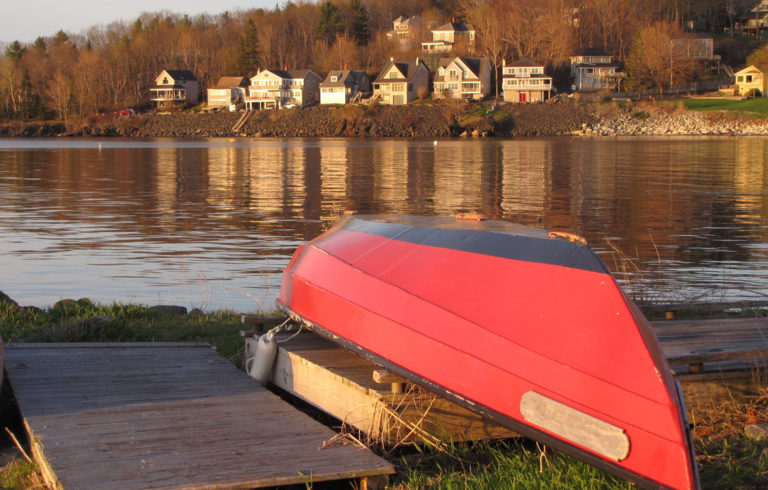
5, 343, 394, 489
263, 333, 519, 444
650, 317, 768, 368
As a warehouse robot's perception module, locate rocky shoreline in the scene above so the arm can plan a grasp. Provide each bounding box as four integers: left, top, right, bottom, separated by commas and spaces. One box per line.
579, 104, 768, 136
0, 102, 766, 138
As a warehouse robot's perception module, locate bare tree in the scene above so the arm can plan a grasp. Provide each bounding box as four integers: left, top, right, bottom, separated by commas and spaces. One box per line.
462, 0, 511, 98
626, 20, 694, 94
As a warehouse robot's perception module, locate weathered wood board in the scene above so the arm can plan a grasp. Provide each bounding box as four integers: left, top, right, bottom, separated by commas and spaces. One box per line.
653, 317, 768, 407
4, 343, 394, 489
247, 332, 518, 445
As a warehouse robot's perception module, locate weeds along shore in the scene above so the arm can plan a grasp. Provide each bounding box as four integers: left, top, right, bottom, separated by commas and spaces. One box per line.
1, 294, 768, 488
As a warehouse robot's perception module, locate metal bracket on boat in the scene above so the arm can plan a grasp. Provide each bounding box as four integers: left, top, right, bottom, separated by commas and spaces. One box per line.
548, 231, 588, 246
520, 391, 630, 462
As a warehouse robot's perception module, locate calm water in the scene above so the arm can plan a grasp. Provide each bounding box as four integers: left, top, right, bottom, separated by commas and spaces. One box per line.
1, 136, 767, 312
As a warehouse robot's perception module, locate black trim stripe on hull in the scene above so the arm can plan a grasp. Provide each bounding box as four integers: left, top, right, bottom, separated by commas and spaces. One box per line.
277, 303, 677, 490
337, 217, 609, 274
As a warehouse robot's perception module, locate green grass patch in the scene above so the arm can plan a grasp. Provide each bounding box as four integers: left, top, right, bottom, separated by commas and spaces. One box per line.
682, 97, 768, 117
0, 300, 252, 364
0, 459, 44, 489
392, 439, 631, 489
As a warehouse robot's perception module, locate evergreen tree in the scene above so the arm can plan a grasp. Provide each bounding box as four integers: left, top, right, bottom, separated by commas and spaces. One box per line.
349, 0, 370, 46
316, 1, 343, 44
236, 18, 261, 76
5, 41, 25, 64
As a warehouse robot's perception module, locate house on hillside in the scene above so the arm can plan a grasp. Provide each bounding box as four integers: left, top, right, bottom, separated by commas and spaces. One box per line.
150, 70, 200, 108
740, 1, 768, 34
501, 58, 552, 103
386, 15, 424, 49
373, 58, 430, 105
421, 21, 475, 54
433, 57, 491, 100
569, 48, 623, 92
670, 34, 721, 70
244, 69, 321, 110
320, 70, 372, 105
207, 76, 249, 109
734, 65, 765, 96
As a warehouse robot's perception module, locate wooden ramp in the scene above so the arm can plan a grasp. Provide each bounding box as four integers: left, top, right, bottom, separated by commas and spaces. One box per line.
4, 343, 394, 489
251, 332, 518, 445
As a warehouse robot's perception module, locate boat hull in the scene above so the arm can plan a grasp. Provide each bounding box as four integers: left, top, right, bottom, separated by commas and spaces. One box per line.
278, 215, 699, 489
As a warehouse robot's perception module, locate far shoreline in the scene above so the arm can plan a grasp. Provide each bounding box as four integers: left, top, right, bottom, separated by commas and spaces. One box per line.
2, 99, 768, 139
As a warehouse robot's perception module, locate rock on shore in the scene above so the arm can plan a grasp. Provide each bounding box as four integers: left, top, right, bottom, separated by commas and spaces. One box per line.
581, 105, 768, 136
4, 101, 766, 138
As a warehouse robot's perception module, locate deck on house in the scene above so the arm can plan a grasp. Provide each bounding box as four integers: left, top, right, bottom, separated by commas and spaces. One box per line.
4, 342, 394, 489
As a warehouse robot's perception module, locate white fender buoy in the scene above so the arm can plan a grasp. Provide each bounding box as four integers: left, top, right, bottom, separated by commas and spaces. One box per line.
246, 331, 278, 386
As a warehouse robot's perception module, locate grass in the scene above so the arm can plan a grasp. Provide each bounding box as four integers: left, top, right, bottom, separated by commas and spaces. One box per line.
0, 300, 251, 365
1, 300, 768, 488
681, 97, 768, 118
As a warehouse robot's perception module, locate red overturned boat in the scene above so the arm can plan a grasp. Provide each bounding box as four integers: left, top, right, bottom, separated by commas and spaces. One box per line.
277, 214, 699, 489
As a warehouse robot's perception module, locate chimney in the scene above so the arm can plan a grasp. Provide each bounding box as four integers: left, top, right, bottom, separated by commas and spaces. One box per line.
452, 17, 455, 23
416, 57, 419, 65
390, 56, 394, 62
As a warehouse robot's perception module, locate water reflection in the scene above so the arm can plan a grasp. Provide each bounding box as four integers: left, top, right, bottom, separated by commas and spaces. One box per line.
1, 137, 767, 311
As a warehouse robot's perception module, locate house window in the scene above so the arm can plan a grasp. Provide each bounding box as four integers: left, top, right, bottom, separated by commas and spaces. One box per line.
163, 77, 169, 84
587, 68, 594, 74
331, 76, 338, 82
738, 76, 744, 82
747, 75, 753, 82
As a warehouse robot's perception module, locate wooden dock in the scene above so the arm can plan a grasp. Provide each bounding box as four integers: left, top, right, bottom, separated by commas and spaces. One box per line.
651, 316, 768, 407
253, 332, 518, 446
4, 343, 394, 489
240, 314, 768, 441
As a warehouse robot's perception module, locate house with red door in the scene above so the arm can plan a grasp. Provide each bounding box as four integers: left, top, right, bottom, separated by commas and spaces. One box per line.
501, 58, 552, 103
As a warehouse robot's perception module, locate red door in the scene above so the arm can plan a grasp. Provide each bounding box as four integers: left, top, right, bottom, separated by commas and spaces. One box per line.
520, 93, 527, 102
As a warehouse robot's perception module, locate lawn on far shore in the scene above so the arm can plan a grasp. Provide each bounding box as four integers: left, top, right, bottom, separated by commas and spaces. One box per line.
681, 97, 768, 117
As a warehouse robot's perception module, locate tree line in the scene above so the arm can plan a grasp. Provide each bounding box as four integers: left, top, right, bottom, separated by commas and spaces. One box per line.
0, 0, 761, 125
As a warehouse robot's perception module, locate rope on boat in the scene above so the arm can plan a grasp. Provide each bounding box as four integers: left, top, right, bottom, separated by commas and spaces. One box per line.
263, 317, 304, 343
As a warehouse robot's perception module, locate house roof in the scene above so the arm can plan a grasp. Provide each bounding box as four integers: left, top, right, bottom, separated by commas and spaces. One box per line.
507, 58, 543, 68
434, 57, 488, 81
252, 69, 318, 81
735, 65, 763, 75
573, 62, 622, 69
576, 47, 609, 57
163, 70, 197, 81
321, 70, 368, 87
433, 21, 474, 32
375, 60, 425, 83
213, 77, 249, 89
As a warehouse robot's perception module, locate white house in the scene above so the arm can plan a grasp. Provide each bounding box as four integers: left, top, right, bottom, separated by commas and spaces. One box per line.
207, 76, 249, 108
373, 58, 430, 105
150, 70, 200, 108
734, 65, 765, 96
320, 70, 372, 105
421, 21, 475, 54
569, 48, 623, 92
433, 57, 491, 100
244, 69, 321, 110
502, 58, 552, 103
